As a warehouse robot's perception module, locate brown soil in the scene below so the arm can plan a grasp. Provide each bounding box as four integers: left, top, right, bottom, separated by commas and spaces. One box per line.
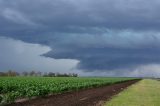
8, 79, 140, 106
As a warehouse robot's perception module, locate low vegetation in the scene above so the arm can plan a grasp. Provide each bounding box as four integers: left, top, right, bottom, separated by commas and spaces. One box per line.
106, 79, 160, 106
0, 77, 135, 105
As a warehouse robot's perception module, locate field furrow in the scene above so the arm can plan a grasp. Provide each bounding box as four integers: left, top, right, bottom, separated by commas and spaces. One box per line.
0, 77, 136, 105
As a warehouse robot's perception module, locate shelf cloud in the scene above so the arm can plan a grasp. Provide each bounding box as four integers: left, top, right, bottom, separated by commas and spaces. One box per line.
1, 0, 160, 76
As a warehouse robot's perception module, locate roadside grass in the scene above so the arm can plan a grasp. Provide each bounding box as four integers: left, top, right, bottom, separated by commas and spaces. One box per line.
105, 79, 160, 106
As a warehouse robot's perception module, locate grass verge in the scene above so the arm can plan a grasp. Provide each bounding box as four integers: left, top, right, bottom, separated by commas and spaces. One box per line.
105, 79, 160, 106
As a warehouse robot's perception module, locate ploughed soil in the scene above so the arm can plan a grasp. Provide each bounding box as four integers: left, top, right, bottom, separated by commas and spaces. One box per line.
8, 79, 140, 106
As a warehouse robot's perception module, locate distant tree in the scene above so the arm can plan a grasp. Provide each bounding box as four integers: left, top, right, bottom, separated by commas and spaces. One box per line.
0, 70, 78, 77
72, 73, 78, 77
48, 72, 56, 77
36, 71, 42, 76
0, 72, 7, 76
7, 70, 12, 76
22, 71, 29, 76
0, 71, 23, 77
6, 70, 19, 77
55, 73, 78, 77
43, 72, 48, 77
29, 71, 36, 76
15, 71, 20, 76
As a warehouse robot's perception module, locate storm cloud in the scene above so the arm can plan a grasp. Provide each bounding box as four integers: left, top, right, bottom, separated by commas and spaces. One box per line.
0, 37, 78, 73
1, 0, 160, 76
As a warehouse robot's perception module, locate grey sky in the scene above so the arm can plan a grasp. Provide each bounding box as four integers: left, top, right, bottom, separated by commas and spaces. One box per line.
0, 37, 79, 74
1, 0, 160, 76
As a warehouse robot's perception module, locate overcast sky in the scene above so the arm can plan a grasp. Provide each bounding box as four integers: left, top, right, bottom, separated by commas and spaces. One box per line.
1, 0, 160, 77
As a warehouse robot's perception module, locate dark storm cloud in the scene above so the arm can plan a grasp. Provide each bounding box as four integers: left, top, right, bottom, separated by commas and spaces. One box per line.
1, 0, 160, 32
43, 32, 160, 71
1, 0, 160, 72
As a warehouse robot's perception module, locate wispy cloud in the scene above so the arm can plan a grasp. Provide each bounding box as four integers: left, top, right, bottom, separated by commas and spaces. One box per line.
2, 8, 37, 26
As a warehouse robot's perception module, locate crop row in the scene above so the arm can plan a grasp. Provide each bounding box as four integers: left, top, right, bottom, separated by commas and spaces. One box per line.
0, 77, 136, 104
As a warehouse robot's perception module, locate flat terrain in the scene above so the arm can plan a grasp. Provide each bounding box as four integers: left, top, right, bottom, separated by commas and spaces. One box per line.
106, 79, 160, 106
0, 77, 135, 105
8, 80, 139, 106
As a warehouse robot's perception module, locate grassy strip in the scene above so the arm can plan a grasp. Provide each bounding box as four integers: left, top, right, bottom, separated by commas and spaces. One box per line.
105, 79, 160, 106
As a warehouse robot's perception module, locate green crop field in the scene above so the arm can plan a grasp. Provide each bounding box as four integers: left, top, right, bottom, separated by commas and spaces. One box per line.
0, 77, 134, 105
106, 79, 160, 106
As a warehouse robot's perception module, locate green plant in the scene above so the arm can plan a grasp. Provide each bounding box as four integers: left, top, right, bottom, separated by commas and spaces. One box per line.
0, 77, 137, 104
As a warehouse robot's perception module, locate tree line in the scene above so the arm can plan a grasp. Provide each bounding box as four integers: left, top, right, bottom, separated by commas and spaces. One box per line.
0, 70, 78, 77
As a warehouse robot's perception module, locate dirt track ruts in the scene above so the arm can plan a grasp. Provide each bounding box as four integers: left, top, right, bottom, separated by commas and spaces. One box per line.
8, 79, 140, 106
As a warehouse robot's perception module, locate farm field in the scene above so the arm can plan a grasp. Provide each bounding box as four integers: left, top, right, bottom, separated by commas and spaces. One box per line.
0, 77, 135, 105
106, 79, 160, 106
8, 79, 139, 106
